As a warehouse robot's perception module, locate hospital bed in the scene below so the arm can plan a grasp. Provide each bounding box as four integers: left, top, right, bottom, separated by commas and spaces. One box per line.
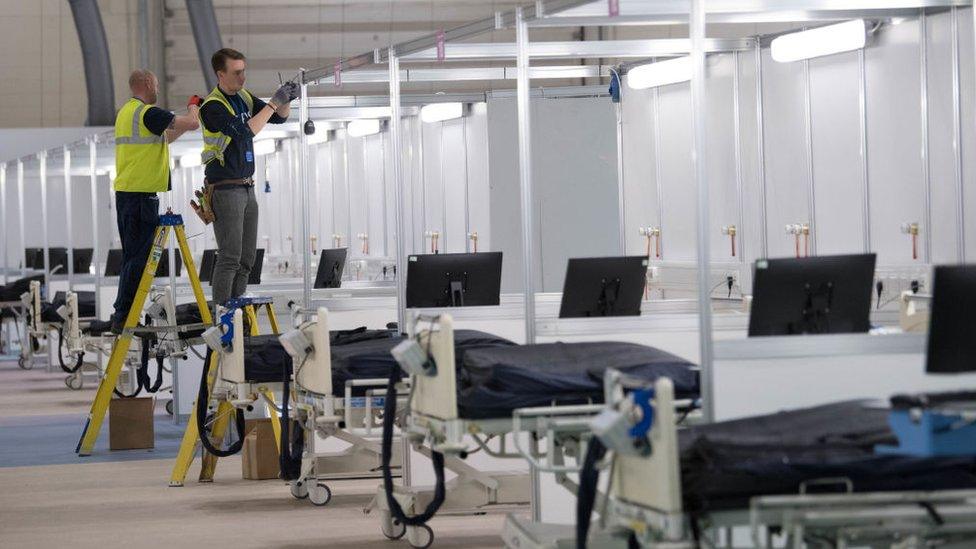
0, 274, 44, 363
278, 309, 513, 508
376, 314, 700, 549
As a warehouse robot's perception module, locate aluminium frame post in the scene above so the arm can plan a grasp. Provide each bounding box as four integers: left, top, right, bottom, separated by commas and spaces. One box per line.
516, 7, 538, 346
299, 73, 313, 317
64, 146, 74, 288
0, 163, 6, 285
389, 51, 408, 335
89, 138, 102, 321
17, 160, 26, 277
691, 0, 715, 423
40, 152, 50, 289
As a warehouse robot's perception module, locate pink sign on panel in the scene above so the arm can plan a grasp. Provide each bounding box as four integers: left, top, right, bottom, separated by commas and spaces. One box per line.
334, 60, 342, 87
608, 0, 619, 17
436, 29, 446, 61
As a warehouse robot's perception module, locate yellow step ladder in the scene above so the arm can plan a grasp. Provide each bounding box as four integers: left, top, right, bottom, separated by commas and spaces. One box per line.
169, 296, 282, 486
76, 211, 212, 456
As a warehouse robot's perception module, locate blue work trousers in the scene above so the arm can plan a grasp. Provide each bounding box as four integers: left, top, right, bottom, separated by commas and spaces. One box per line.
112, 191, 159, 324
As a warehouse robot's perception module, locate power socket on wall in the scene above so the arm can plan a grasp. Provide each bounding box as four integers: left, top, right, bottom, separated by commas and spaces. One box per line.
874, 265, 931, 310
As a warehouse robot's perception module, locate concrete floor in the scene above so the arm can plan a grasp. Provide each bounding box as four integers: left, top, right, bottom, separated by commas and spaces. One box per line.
0, 358, 507, 548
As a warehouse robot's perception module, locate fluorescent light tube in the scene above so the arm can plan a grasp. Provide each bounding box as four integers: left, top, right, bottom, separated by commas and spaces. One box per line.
771, 20, 867, 63
420, 102, 464, 123
179, 153, 201, 168
347, 119, 381, 137
253, 139, 277, 156
626, 56, 692, 90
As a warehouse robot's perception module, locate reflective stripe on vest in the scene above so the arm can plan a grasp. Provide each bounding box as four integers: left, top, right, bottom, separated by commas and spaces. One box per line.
200, 87, 253, 166
114, 98, 170, 193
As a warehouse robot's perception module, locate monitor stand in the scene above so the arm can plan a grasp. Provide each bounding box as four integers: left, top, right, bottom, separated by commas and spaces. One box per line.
593, 278, 622, 317
797, 281, 835, 334
449, 280, 465, 307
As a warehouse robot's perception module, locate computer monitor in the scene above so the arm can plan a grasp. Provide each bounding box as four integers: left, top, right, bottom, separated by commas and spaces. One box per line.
198, 249, 217, 283
748, 253, 876, 336
72, 248, 94, 274
248, 248, 265, 285
25, 248, 44, 270
48, 247, 68, 275
154, 249, 183, 278
406, 252, 503, 308
104, 249, 123, 277
559, 256, 648, 318
198, 248, 265, 284
925, 265, 976, 374
314, 248, 347, 289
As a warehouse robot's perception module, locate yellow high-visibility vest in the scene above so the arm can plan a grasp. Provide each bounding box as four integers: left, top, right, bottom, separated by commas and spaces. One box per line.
114, 98, 170, 192
200, 87, 254, 166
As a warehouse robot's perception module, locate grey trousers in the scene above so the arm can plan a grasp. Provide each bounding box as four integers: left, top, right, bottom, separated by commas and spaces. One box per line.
211, 185, 258, 304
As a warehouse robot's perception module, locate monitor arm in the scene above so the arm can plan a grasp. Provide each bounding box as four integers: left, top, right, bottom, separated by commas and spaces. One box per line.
597, 278, 622, 317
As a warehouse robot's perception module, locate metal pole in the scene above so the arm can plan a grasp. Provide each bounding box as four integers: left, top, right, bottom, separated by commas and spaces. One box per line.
462, 116, 471, 253
64, 147, 75, 288
516, 6, 542, 523
803, 58, 817, 255
89, 138, 102, 320
516, 7, 537, 346
615, 102, 627, 254
951, 7, 966, 261
754, 39, 768, 258
858, 49, 871, 253
920, 11, 933, 264
691, 0, 714, 422
732, 52, 746, 263
299, 75, 312, 315
40, 152, 50, 288
17, 160, 25, 277
653, 87, 666, 258
389, 51, 408, 336
0, 163, 6, 285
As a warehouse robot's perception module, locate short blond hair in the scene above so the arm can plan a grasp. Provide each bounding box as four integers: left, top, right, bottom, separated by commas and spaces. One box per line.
128, 69, 155, 92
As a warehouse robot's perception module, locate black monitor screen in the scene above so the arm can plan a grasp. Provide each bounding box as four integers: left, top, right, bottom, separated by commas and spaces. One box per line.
198, 249, 217, 283
406, 252, 502, 308
48, 248, 68, 275
926, 265, 976, 374
748, 253, 876, 336
25, 248, 44, 270
559, 256, 648, 318
248, 248, 265, 285
154, 249, 183, 278
314, 248, 347, 289
104, 249, 123, 277
73, 248, 94, 274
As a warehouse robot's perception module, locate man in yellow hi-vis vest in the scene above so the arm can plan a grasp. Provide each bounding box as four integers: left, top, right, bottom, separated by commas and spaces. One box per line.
110, 69, 200, 334
199, 48, 296, 305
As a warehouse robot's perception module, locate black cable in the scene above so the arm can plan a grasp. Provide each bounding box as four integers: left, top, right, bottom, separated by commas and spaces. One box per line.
576, 437, 607, 549
57, 326, 84, 374
279, 356, 305, 481
381, 363, 445, 526
195, 348, 246, 457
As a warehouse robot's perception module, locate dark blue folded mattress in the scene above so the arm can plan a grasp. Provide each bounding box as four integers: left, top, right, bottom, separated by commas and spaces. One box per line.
330, 329, 516, 397
678, 400, 976, 513
458, 341, 700, 419
40, 291, 96, 323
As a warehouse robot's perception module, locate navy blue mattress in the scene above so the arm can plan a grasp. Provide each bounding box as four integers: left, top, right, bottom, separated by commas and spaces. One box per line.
0, 275, 43, 302
458, 341, 700, 419
679, 400, 976, 513
40, 291, 96, 323
330, 329, 515, 397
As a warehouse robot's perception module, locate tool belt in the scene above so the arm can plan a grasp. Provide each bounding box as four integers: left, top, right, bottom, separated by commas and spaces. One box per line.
190, 178, 254, 225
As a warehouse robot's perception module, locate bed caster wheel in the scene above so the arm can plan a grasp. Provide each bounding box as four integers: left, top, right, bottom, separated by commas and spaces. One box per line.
18, 356, 32, 370
406, 524, 434, 549
165, 400, 174, 415
290, 480, 309, 500
308, 483, 331, 506
380, 511, 406, 540
66, 375, 83, 390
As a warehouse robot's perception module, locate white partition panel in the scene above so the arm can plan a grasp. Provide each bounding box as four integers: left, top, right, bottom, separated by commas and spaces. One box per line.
420, 119, 445, 251
363, 133, 387, 256
657, 83, 696, 262
928, 11, 962, 264
704, 53, 742, 263
440, 118, 468, 253
957, 9, 976, 262
465, 103, 491, 253
332, 133, 351, 252
346, 136, 368, 259
619, 84, 659, 258
866, 20, 926, 267
808, 50, 864, 255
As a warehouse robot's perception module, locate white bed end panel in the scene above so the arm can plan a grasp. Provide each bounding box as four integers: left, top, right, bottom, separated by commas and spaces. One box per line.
298, 306, 333, 396
220, 309, 246, 384
412, 313, 458, 421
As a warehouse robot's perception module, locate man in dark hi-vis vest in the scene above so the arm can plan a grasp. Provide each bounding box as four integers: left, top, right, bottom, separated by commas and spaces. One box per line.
110, 69, 200, 335
199, 48, 296, 305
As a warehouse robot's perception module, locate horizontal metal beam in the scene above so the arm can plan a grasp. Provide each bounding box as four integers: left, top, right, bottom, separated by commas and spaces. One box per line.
323, 65, 613, 84
402, 39, 753, 62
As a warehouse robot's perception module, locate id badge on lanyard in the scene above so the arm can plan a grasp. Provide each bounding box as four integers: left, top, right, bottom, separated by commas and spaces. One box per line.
245, 149, 254, 163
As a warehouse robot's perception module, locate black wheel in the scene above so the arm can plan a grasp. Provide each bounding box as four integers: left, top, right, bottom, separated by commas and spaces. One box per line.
165, 400, 174, 415
290, 480, 309, 500
18, 356, 32, 370
66, 375, 83, 390
407, 524, 434, 549
381, 516, 406, 540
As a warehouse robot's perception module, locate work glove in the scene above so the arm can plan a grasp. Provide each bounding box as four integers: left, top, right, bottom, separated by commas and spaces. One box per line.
187, 95, 203, 108
286, 81, 300, 101
270, 82, 295, 109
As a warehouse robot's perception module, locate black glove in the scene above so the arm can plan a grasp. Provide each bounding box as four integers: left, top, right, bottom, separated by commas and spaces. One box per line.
270, 83, 293, 108
285, 81, 300, 101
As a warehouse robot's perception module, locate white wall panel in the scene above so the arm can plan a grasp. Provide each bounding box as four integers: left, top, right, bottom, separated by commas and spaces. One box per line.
465, 103, 491, 253
704, 54, 742, 263
959, 8, 976, 262
866, 20, 926, 267
313, 142, 335, 254
332, 133, 351, 252
657, 83, 696, 262
735, 48, 764, 279
440, 119, 468, 253
363, 134, 387, 256
346, 137, 368, 259
808, 50, 864, 255
927, 11, 961, 264
619, 84, 658, 258
760, 48, 810, 259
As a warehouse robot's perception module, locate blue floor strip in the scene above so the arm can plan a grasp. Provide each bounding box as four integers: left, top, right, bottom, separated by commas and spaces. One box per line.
0, 413, 186, 468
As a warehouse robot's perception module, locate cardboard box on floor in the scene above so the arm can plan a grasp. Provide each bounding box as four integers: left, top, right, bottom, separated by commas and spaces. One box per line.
242, 418, 280, 480
109, 397, 154, 450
